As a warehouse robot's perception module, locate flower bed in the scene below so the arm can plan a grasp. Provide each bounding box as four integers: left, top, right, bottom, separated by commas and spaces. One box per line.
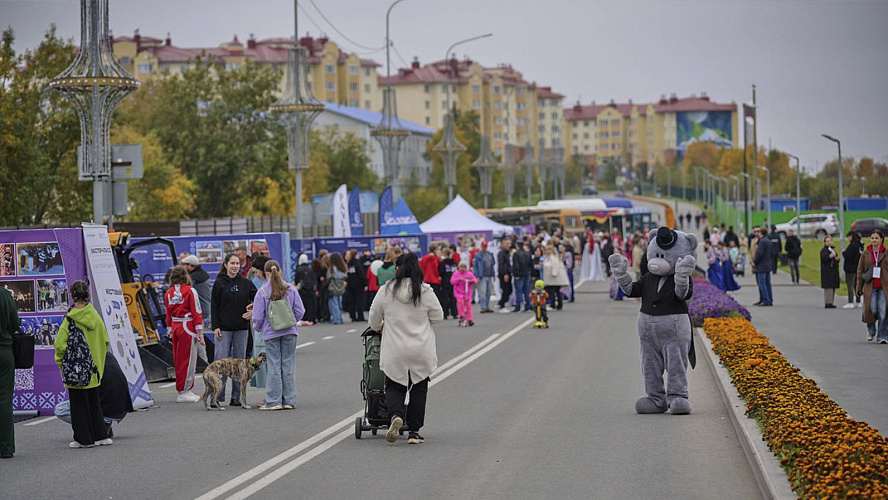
703, 317, 888, 499
688, 278, 751, 327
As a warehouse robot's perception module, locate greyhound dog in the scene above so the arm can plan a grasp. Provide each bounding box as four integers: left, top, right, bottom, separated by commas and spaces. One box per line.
200, 353, 266, 410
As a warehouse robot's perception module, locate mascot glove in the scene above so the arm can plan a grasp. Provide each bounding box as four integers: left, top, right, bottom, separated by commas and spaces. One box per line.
608, 254, 629, 276
674, 255, 696, 279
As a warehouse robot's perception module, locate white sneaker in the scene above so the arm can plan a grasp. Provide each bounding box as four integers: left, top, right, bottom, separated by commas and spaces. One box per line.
97, 438, 113, 446
842, 303, 856, 309
69, 442, 95, 449
867, 334, 874, 341
176, 391, 200, 403
857, 303, 863, 309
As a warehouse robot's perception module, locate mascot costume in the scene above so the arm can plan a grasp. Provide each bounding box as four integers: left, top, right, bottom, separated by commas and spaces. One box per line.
609, 227, 697, 415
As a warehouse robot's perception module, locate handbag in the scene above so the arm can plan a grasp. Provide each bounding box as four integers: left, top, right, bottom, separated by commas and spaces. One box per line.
861, 266, 874, 283
12, 330, 35, 369
261, 288, 297, 331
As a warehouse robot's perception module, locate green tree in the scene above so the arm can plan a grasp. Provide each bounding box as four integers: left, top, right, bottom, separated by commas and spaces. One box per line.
0, 26, 90, 226
313, 125, 377, 190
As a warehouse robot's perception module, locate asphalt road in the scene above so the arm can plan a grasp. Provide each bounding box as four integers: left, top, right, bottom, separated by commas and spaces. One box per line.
2, 278, 760, 500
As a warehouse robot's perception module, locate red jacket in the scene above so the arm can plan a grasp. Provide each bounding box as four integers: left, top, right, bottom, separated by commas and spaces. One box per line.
164, 284, 204, 336
419, 253, 441, 285
367, 266, 379, 292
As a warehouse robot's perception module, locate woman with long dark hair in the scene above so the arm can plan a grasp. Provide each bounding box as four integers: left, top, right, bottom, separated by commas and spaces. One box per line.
843, 231, 863, 308
369, 253, 444, 444
326, 253, 348, 325
820, 235, 841, 308
211, 253, 257, 406
857, 230, 888, 343
252, 260, 304, 410
311, 258, 328, 323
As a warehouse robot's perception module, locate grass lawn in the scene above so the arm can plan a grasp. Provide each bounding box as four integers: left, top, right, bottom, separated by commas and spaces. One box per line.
777, 240, 850, 298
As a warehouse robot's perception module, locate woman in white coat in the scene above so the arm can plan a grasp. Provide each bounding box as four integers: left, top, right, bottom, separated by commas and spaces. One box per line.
369, 252, 444, 445
543, 245, 570, 310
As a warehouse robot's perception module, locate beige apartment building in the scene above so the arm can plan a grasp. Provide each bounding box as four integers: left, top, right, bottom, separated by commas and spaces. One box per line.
110, 31, 381, 110
564, 94, 738, 169
380, 58, 564, 160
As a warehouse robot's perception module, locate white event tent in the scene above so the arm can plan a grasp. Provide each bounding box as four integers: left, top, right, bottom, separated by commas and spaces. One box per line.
420, 194, 514, 238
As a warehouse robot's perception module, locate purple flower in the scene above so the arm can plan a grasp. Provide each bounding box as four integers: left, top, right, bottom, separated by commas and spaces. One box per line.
688, 279, 751, 326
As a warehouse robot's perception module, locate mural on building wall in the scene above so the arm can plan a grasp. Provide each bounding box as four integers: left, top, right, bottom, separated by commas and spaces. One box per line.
676, 111, 732, 155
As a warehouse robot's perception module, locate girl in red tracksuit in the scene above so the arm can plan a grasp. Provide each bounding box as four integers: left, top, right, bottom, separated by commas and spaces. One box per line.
164, 266, 205, 402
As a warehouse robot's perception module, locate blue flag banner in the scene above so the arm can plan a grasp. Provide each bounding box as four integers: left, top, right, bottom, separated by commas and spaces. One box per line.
380, 198, 422, 235
378, 186, 393, 234
348, 187, 363, 236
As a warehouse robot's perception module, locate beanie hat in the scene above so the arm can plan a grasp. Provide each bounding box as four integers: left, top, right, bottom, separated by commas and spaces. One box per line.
182, 255, 199, 266
535, 279, 545, 289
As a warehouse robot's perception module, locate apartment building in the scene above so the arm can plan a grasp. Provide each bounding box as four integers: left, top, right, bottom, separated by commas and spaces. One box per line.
110, 31, 381, 110
564, 94, 737, 168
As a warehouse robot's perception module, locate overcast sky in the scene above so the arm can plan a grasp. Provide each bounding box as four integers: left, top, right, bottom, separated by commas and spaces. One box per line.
3, 0, 887, 173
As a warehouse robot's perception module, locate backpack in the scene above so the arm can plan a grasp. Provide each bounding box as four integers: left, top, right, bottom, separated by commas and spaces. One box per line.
327, 269, 346, 296
61, 316, 98, 387
296, 266, 316, 293
261, 287, 297, 331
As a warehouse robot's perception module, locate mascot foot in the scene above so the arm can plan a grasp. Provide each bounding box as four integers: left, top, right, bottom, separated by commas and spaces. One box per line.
669, 398, 692, 415
635, 397, 668, 414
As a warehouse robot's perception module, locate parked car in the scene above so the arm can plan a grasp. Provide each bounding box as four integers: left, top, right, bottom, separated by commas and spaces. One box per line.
582, 185, 599, 196
775, 214, 840, 239
850, 217, 888, 236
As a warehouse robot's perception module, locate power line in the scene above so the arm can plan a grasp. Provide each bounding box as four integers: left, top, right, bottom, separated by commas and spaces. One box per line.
307, 0, 386, 51
391, 42, 410, 70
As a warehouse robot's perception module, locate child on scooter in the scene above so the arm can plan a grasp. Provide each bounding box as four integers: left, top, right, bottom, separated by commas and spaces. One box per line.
450, 261, 477, 327
530, 279, 549, 328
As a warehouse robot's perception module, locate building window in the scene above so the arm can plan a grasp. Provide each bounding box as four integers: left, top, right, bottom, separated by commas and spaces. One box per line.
365, 100, 372, 109
552, 138, 561, 147
538, 125, 545, 132
493, 85, 500, 94
550, 99, 558, 106
516, 88, 525, 95
137, 63, 154, 73
442, 100, 447, 109
504, 133, 509, 141
647, 114, 654, 122
179, 64, 190, 73
551, 112, 558, 120
349, 65, 358, 74
572, 133, 578, 140
441, 84, 447, 93
573, 146, 579, 154
600, 131, 609, 138
424, 84, 429, 93
364, 83, 371, 93
472, 84, 481, 93
494, 132, 502, 140
647, 127, 653, 135
599, 120, 607, 127
583, 120, 589, 127
121, 56, 132, 65
629, 130, 636, 137
224, 62, 241, 71
495, 117, 502, 125
517, 103, 526, 110
550, 125, 559, 132
583, 133, 589, 139
472, 100, 481, 109
612, 144, 620, 150
425, 117, 430, 125
648, 140, 654, 147
584, 145, 590, 152
349, 82, 358, 91
611, 119, 620, 126
493, 102, 501, 110
364, 67, 371, 76
613, 131, 620, 138
425, 100, 430, 110
539, 112, 545, 120
350, 99, 359, 107
324, 64, 334, 74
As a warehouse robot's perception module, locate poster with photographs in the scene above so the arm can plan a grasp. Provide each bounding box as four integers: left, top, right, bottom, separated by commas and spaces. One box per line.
0, 244, 15, 276
21, 316, 64, 348
195, 241, 223, 264
17, 242, 64, 276
1, 280, 35, 312
223, 240, 248, 255
250, 239, 269, 256
36, 278, 69, 313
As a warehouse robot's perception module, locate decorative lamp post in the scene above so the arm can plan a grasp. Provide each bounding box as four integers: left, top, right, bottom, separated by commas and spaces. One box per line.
268, 2, 324, 239
372, 0, 411, 200
499, 144, 520, 207
434, 34, 491, 201
786, 153, 801, 237
472, 136, 499, 209
523, 139, 535, 205
49, 0, 140, 224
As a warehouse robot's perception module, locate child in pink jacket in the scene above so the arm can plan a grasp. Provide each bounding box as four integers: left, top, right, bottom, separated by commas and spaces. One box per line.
450, 261, 478, 327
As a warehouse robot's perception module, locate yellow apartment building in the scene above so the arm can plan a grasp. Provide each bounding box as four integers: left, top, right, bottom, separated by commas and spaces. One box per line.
564, 94, 738, 171
110, 31, 381, 110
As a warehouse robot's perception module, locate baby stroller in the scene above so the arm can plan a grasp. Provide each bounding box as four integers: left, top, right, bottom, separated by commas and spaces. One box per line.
355, 326, 405, 439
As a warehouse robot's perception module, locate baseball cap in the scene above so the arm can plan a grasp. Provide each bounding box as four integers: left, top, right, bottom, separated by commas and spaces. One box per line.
182, 255, 200, 266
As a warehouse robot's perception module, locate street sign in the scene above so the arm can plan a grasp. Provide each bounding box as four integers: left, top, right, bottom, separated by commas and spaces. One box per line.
77, 144, 143, 180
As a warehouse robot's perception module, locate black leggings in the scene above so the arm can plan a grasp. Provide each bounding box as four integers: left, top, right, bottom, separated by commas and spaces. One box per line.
545, 285, 563, 310
384, 376, 429, 432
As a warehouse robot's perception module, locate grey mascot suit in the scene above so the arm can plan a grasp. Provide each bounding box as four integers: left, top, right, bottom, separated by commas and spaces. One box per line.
609, 227, 697, 415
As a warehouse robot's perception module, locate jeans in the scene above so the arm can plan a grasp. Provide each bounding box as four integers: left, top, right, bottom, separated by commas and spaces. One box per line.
567, 268, 575, 302
477, 277, 494, 310
868, 288, 888, 341
214, 329, 249, 401
755, 272, 773, 305
513, 275, 531, 311
55, 400, 122, 426
265, 334, 297, 407
789, 258, 800, 284
328, 295, 343, 324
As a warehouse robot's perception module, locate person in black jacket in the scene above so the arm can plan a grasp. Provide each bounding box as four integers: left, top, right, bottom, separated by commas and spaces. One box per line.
211, 253, 258, 406
784, 229, 802, 284
723, 226, 739, 248
769, 228, 782, 274
842, 231, 863, 308
820, 235, 841, 308
438, 249, 458, 319
294, 254, 317, 323
496, 239, 513, 310
752, 227, 773, 306
345, 250, 368, 322
511, 243, 533, 312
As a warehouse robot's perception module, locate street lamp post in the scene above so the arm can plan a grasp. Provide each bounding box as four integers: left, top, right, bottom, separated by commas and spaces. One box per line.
739, 172, 751, 232
786, 153, 801, 237
756, 165, 771, 231
730, 175, 740, 229
822, 134, 845, 253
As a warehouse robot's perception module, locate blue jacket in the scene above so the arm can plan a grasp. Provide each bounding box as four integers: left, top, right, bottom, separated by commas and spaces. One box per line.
753, 237, 772, 273
473, 250, 496, 278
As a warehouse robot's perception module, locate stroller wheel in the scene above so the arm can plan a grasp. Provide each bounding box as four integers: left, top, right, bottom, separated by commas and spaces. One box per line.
355, 417, 363, 439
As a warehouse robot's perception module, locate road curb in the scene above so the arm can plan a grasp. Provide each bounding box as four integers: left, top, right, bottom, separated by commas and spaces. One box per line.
695, 327, 797, 500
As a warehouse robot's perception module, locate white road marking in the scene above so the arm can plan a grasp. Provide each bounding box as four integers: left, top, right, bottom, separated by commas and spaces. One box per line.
24, 416, 56, 426
295, 342, 315, 350
159, 382, 177, 388
346, 329, 356, 333
322, 336, 334, 340
201, 317, 533, 500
